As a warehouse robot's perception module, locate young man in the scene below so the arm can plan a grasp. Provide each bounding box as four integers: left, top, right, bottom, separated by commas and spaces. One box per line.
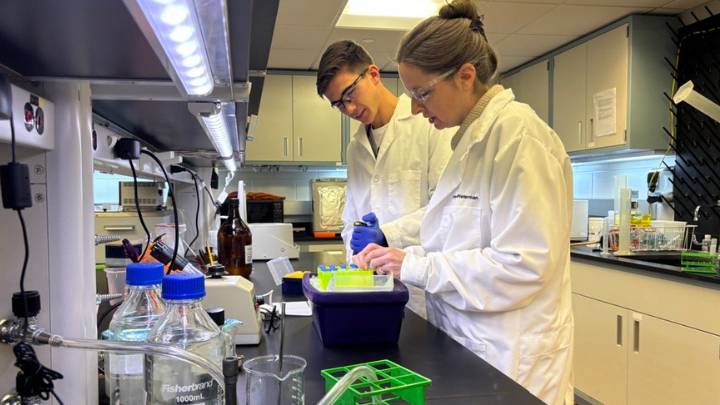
316, 40, 453, 319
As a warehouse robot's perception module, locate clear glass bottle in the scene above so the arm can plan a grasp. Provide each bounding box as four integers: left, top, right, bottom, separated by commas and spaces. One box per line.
106, 262, 165, 405
146, 273, 225, 405
205, 307, 240, 357
218, 198, 253, 278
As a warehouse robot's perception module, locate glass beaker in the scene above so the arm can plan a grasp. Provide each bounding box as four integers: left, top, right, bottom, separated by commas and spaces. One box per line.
244, 354, 306, 405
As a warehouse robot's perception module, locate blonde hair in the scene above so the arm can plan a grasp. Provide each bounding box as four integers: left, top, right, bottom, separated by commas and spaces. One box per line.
396, 0, 498, 85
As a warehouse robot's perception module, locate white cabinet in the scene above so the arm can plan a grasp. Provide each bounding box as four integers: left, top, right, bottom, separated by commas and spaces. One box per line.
553, 44, 587, 153
572, 258, 720, 405
550, 16, 675, 154
246, 75, 293, 162
627, 313, 720, 405
292, 75, 342, 162
553, 24, 628, 152
246, 74, 342, 164
574, 292, 720, 405
573, 294, 628, 405
501, 60, 549, 123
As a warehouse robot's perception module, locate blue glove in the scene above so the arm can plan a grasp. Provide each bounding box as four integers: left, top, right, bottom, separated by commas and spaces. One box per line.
350, 212, 388, 254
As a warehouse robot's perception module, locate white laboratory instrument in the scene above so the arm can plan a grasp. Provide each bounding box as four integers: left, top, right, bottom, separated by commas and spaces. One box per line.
204, 273, 262, 345
570, 200, 589, 242
249, 223, 299, 259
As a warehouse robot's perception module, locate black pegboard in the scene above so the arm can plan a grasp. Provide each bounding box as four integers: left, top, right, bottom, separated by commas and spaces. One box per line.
668, 11, 720, 239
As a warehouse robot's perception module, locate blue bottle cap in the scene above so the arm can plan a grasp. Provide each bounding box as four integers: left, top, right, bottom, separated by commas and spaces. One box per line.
162, 273, 206, 300
125, 263, 164, 286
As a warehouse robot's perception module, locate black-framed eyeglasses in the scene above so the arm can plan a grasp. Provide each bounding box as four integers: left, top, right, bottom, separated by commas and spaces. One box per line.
329, 67, 369, 111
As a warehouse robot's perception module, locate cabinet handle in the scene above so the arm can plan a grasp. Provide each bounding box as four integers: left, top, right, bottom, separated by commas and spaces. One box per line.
589, 117, 594, 143
104, 225, 135, 232
616, 315, 623, 346
577, 121, 583, 146
633, 319, 640, 353
299, 137, 304, 157
283, 137, 288, 157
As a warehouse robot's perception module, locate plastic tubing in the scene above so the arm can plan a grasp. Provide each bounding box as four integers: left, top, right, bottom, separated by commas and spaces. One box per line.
316, 365, 377, 405
41, 333, 225, 395
673, 80, 720, 124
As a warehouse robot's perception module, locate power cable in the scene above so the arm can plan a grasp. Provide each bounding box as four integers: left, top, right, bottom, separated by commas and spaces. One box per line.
141, 150, 179, 274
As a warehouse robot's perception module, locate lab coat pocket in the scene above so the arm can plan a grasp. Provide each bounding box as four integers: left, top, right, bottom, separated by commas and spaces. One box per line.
450, 333, 489, 361
438, 205, 485, 248
517, 323, 573, 403
388, 169, 421, 216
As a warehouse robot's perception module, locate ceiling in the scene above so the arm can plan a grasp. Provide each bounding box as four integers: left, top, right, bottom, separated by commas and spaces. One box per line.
268, 0, 713, 74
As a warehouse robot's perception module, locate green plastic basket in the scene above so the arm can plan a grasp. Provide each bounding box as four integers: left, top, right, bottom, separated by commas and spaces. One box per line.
321, 359, 431, 405
681, 251, 719, 274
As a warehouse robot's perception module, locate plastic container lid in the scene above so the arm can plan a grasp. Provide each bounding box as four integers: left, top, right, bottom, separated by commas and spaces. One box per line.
125, 263, 164, 286
162, 273, 206, 300
206, 307, 225, 326
12, 291, 41, 317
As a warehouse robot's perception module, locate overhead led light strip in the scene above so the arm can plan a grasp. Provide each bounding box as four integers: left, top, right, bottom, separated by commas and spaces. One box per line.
199, 110, 236, 172
201, 112, 232, 157
135, 0, 214, 96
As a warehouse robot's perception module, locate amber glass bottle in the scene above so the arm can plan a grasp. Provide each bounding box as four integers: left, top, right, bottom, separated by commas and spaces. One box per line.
218, 198, 253, 278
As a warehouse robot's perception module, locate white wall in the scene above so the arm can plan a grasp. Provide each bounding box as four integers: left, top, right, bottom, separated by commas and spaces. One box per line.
572, 155, 675, 200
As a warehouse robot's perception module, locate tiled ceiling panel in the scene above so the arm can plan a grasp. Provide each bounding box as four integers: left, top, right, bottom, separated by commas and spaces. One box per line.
474, 1, 558, 34
517, 5, 651, 36
274, 0, 344, 26
267, 0, 714, 74
271, 25, 333, 49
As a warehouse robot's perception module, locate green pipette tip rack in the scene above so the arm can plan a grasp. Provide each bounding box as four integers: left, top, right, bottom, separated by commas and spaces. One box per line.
321, 359, 431, 405
681, 251, 719, 274
317, 264, 373, 290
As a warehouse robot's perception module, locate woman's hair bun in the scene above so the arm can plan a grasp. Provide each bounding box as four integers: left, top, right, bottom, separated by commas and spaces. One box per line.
439, 0, 481, 21
439, 0, 486, 37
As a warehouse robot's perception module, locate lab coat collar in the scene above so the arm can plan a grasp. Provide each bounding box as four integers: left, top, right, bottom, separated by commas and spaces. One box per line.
351, 94, 412, 162
427, 87, 515, 209
451, 84, 506, 151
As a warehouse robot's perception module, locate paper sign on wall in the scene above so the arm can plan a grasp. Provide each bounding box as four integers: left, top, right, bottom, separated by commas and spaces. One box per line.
593, 88, 617, 137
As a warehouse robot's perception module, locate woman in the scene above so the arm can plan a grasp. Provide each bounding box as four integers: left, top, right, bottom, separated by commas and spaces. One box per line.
354, 1, 574, 403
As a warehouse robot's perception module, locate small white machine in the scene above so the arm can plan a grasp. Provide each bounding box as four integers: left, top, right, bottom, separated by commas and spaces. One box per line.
571, 200, 589, 242
249, 222, 299, 259
204, 274, 262, 345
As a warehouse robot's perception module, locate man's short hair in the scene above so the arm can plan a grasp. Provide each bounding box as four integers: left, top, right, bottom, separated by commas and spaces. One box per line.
316, 40, 373, 97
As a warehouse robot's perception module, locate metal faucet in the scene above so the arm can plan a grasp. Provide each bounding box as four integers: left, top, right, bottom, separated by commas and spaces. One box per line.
694, 205, 702, 221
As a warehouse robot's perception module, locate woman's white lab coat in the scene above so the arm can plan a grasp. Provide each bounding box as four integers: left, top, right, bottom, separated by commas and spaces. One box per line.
397, 88, 574, 404
342, 94, 452, 318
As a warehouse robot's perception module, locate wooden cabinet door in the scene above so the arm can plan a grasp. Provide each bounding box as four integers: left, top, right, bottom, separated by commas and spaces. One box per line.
585, 24, 629, 149
292, 75, 342, 162
552, 44, 587, 152
627, 312, 720, 405
573, 293, 629, 405
246, 75, 294, 162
